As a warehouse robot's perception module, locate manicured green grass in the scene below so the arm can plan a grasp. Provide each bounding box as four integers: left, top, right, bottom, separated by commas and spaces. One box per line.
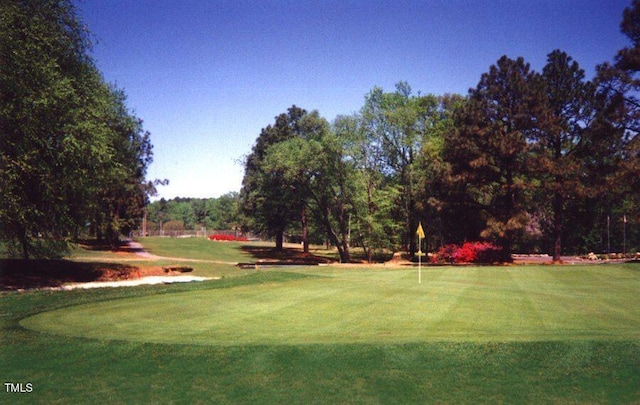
2, 243, 640, 403
21, 265, 640, 345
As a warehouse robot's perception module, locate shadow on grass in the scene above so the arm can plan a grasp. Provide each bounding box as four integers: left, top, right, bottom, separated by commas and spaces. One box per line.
0, 259, 140, 291
239, 245, 334, 266
238, 245, 397, 265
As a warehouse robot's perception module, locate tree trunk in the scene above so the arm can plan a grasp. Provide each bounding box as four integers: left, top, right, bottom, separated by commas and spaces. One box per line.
338, 201, 351, 263
358, 231, 374, 263
19, 229, 29, 260
301, 205, 309, 254
407, 191, 417, 256
553, 187, 563, 262
323, 206, 350, 263
408, 218, 417, 257
552, 141, 563, 262
275, 231, 284, 251
95, 216, 103, 242
364, 182, 375, 263
340, 239, 351, 263
499, 166, 516, 262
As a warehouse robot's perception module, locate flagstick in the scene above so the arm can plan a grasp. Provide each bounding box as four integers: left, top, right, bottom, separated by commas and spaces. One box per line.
416, 221, 426, 285
418, 243, 422, 284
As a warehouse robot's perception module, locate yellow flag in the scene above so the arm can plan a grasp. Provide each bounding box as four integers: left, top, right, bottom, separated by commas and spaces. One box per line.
416, 222, 425, 239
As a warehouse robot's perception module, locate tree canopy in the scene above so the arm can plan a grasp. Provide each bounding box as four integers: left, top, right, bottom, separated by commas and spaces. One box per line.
0, 0, 155, 258
145, 193, 240, 234
240, 3, 639, 260
2, 0, 638, 260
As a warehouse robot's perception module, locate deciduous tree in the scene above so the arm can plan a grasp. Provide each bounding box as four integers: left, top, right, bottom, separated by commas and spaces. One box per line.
240, 106, 306, 250
361, 82, 444, 255
0, 0, 154, 257
262, 111, 356, 262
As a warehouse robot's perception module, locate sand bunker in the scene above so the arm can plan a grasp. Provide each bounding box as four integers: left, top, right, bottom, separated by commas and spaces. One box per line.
61, 275, 216, 290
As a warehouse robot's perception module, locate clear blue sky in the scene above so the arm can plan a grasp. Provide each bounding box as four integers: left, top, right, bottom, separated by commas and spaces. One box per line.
75, 0, 630, 200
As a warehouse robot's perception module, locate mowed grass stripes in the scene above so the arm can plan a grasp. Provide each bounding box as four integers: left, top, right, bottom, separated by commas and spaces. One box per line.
21, 265, 640, 345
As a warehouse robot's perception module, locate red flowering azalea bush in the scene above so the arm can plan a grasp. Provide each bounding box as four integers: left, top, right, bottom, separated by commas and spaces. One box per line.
453, 242, 478, 263
474, 242, 503, 263
431, 244, 459, 264
432, 242, 503, 264
208, 234, 248, 242
456, 242, 503, 263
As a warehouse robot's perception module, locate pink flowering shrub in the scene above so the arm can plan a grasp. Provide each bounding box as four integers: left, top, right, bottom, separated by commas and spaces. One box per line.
431, 244, 459, 264
431, 242, 503, 264
474, 242, 503, 263
208, 234, 248, 242
453, 242, 478, 263
457, 242, 503, 263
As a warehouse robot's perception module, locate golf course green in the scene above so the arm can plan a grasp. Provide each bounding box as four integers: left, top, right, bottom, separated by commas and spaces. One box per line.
21, 265, 640, 345
3, 240, 640, 403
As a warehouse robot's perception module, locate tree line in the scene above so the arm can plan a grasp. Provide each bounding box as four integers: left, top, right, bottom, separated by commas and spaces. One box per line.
144, 193, 240, 234
240, 2, 640, 262
1, 0, 157, 258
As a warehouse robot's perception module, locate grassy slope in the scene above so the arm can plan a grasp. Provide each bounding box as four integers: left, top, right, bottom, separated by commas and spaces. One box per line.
68, 237, 256, 280
136, 237, 253, 263
2, 238, 640, 403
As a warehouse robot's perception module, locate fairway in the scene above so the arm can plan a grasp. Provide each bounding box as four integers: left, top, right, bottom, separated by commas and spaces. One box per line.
22, 265, 640, 345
